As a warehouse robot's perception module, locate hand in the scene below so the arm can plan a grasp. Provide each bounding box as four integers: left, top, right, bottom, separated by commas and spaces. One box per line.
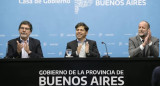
17, 41, 23, 54
85, 42, 89, 53
77, 44, 82, 54
142, 35, 149, 47
142, 30, 151, 47
24, 41, 31, 54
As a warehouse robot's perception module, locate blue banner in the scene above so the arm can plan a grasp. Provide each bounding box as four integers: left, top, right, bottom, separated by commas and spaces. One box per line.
0, 0, 160, 58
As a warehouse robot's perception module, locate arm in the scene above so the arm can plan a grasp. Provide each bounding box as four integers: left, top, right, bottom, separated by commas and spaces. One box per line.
87, 41, 100, 58
5, 41, 20, 58
129, 38, 142, 58
150, 39, 159, 57
28, 41, 43, 58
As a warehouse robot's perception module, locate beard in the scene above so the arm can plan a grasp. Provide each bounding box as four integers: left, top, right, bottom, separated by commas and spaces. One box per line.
139, 31, 148, 38
139, 34, 145, 37
20, 34, 27, 38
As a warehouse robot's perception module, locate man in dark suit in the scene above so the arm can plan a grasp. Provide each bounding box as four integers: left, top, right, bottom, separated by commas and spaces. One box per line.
5, 21, 43, 58
65, 22, 100, 58
129, 21, 159, 58
152, 66, 160, 86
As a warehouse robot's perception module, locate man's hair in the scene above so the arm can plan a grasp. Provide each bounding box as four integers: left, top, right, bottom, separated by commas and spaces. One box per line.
19, 21, 32, 32
75, 22, 89, 31
141, 21, 150, 29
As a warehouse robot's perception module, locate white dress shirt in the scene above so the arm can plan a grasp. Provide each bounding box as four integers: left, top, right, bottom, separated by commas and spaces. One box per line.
20, 38, 29, 58
77, 39, 87, 58
139, 37, 152, 50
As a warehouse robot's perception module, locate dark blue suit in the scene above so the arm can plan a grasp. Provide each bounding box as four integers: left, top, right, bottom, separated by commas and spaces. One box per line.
65, 39, 100, 58
6, 37, 43, 58
152, 66, 160, 86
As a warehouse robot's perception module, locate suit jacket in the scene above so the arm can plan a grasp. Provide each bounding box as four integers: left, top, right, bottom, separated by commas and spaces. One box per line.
152, 66, 160, 86
5, 37, 43, 58
65, 39, 100, 58
129, 35, 159, 58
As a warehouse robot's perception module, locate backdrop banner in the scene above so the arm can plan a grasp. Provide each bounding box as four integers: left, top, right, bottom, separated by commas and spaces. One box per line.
0, 0, 160, 58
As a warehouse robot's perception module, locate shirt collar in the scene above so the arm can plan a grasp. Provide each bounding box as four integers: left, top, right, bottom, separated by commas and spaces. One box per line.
139, 37, 144, 42
20, 37, 29, 43
77, 39, 87, 43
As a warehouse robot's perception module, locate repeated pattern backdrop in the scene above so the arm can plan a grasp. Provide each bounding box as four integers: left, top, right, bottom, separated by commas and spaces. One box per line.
0, 0, 160, 58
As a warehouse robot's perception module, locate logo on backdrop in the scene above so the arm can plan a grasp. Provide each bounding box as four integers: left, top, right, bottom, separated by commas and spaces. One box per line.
18, 0, 146, 14
75, 0, 93, 14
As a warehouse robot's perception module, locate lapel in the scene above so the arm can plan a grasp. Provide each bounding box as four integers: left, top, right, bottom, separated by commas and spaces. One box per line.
136, 35, 142, 47
86, 39, 91, 49
145, 45, 149, 56
145, 37, 153, 56
29, 37, 33, 51
17, 37, 21, 52
136, 35, 150, 56
73, 40, 78, 51
136, 35, 143, 55
17, 37, 21, 43
86, 39, 89, 43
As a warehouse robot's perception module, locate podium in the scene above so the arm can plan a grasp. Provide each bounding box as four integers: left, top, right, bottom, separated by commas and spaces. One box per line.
0, 58, 160, 86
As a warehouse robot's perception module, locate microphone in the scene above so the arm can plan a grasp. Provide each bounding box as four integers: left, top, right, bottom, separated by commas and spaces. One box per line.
101, 42, 110, 58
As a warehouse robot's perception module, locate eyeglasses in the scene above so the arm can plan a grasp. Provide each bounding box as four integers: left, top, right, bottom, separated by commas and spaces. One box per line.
20, 27, 30, 30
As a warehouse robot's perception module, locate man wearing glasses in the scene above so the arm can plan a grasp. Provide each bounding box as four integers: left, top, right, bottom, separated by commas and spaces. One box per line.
5, 21, 43, 58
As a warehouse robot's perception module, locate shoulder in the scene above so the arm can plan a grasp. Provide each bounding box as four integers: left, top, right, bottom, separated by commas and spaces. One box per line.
151, 36, 159, 43
67, 40, 77, 45
29, 37, 40, 42
129, 36, 140, 43
8, 37, 19, 44
86, 39, 97, 45
86, 39, 96, 43
153, 66, 160, 75
151, 36, 159, 40
129, 36, 137, 40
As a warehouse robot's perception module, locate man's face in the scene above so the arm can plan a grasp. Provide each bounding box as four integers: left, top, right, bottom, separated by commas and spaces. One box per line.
19, 24, 31, 39
138, 21, 149, 37
76, 26, 88, 40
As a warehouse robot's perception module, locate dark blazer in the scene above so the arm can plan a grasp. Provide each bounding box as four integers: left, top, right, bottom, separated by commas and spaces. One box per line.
152, 66, 160, 86
65, 39, 100, 58
5, 37, 43, 58
129, 35, 159, 58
